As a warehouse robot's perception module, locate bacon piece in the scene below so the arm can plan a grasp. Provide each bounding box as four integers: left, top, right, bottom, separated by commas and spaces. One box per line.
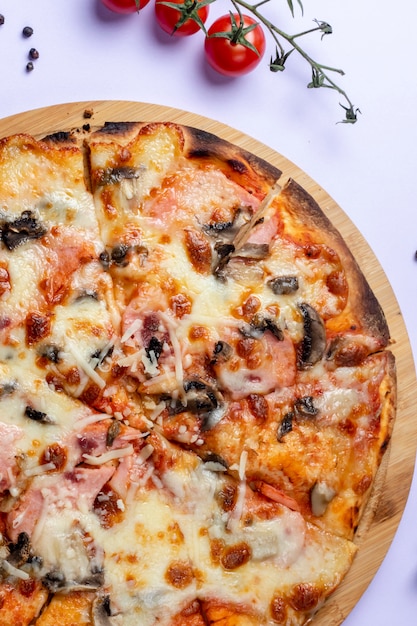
252, 481, 301, 512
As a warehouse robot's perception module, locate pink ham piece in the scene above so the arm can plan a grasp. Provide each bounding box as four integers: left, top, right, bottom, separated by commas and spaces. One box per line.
7, 464, 115, 542
214, 328, 297, 400
0, 422, 23, 493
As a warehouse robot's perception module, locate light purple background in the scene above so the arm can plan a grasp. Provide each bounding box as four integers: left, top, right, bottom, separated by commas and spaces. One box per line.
0, 1, 416, 623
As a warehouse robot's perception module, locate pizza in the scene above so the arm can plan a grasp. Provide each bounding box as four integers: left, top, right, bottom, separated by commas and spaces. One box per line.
0, 119, 396, 626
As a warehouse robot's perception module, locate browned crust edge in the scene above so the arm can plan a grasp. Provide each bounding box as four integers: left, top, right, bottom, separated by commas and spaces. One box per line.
354, 350, 397, 542
87, 120, 282, 196
279, 177, 391, 346
180, 123, 282, 189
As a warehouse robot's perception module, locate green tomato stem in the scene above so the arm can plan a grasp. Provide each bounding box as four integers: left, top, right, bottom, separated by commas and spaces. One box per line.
230, 0, 358, 123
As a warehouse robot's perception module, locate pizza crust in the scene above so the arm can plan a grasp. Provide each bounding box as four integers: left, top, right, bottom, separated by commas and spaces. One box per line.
277, 178, 390, 347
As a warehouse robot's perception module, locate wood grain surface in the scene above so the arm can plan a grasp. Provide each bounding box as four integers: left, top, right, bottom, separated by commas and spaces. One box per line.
0, 100, 416, 625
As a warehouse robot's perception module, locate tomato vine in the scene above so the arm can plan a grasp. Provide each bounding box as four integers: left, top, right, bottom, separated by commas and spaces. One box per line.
101, 0, 359, 124
232, 0, 359, 123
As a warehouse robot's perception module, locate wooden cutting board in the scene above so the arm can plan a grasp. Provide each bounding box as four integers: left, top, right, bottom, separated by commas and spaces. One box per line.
1, 100, 416, 625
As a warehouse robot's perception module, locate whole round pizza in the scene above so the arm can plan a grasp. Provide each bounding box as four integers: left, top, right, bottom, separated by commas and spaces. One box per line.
0, 120, 396, 625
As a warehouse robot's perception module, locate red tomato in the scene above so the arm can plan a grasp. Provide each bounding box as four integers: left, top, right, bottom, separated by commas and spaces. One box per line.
204, 13, 266, 76
101, 0, 150, 13
155, 0, 210, 37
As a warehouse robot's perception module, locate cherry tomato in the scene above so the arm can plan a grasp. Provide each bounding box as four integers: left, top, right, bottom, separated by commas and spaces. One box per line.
101, 0, 150, 13
155, 0, 210, 37
204, 13, 266, 77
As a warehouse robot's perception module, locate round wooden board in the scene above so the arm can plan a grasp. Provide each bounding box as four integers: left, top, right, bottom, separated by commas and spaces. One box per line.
1, 100, 416, 625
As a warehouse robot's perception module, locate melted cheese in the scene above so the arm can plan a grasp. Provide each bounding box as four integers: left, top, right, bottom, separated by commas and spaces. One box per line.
2, 427, 355, 625
0, 244, 45, 322
0, 125, 389, 626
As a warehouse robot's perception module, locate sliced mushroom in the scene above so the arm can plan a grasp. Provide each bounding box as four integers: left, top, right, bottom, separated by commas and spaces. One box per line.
200, 402, 227, 432
106, 420, 121, 448
92, 594, 113, 626
240, 315, 283, 341
99, 250, 111, 270
74, 289, 99, 302
211, 341, 233, 364
39, 344, 61, 364
212, 241, 268, 282
233, 242, 269, 260
0, 380, 17, 397
91, 344, 114, 365
7, 532, 31, 567
1, 211, 47, 250
111, 243, 130, 267
202, 453, 229, 470
203, 219, 233, 235
42, 569, 104, 593
221, 258, 264, 285
297, 303, 326, 368
294, 396, 319, 418
203, 206, 252, 243
42, 570, 66, 592
97, 166, 143, 186
213, 243, 235, 281
102, 243, 148, 269
145, 336, 164, 362
24, 405, 54, 425
311, 481, 336, 516
165, 379, 225, 431
277, 412, 294, 441
267, 275, 299, 295
182, 379, 219, 414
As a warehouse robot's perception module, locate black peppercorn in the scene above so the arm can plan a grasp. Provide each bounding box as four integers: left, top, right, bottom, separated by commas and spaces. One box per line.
22, 26, 33, 37
26, 61, 34, 72
0, 15, 5, 26
29, 48, 39, 60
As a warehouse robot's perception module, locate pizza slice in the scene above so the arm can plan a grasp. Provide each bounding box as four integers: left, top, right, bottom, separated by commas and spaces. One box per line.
0, 394, 356, 626
0, 132, 142, 421
103, 432, 354, 625
83, 122, 395, 542
165, 349, 395, 539
85, 121, 280, 303
96, 432, 357, 626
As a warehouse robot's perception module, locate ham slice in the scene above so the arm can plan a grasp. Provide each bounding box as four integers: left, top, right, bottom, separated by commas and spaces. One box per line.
214, 329, 297, 400
7, 465, 115, 542
0, 422, 23, 493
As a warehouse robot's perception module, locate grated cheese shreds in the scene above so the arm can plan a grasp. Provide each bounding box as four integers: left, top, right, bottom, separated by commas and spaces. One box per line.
66, 343, 106, 389
2, 560, 30, 580
83, 444, 134, 465
238, 449, 248, 482
25, 462, 56, 477
121, 318, 143, 343
227, 450, 249, 532
135, 444, 155, 465
158, 311, 184, 392
74, 412, 112, 431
